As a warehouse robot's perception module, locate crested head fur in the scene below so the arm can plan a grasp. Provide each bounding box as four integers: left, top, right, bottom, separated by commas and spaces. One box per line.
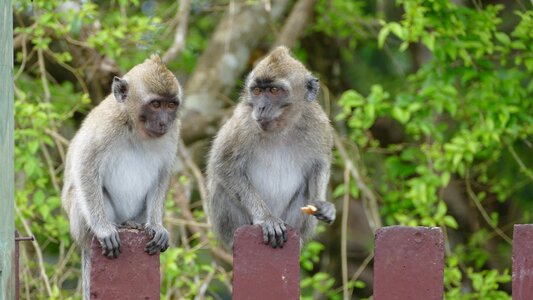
246, 46, 312, 93
125, 54, 181, 97
252, 46, 308, 78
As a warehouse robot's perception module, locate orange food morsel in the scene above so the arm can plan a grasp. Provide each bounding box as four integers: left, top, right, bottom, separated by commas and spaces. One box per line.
301, 205, 318, 215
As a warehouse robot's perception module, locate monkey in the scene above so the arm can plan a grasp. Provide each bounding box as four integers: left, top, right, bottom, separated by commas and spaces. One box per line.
61, 54, 182, 298
206, 46, 336, 250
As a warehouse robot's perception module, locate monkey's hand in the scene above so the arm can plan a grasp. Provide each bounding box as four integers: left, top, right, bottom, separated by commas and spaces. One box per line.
144, 224, 169, 255
310, 201, 336, 224
256, 216, 288, 249
95, 227, 121, 259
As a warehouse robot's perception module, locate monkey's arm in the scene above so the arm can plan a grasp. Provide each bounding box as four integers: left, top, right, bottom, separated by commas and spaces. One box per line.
307, 159, 336, 224
214, 152, 288, 248
144, 168, 171, 254
76, 150, 121, 258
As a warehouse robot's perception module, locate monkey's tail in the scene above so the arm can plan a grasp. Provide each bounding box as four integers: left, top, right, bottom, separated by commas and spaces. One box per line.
82, 247, 91, 300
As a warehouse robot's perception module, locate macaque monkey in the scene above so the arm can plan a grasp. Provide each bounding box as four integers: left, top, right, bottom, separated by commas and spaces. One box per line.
206, 46, 336, 250
61, 55, 181, 298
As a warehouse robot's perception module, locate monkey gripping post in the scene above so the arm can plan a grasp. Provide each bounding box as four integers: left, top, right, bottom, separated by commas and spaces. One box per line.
233, 225, 300, 299
90, 229, 160, 299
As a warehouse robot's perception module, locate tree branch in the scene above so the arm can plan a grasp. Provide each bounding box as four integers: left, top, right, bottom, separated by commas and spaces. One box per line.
273, 0, 317, 48
162, 0, 192, 64
182, 0, 290, 118
334, 134, 383, 231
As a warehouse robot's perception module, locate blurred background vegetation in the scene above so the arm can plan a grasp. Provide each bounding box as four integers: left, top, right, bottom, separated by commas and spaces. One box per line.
11, 0, 533, 299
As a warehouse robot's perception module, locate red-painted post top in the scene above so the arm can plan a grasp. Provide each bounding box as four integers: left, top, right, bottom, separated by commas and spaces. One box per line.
90, 229, 160, 299
513, 224, 533, 300
232, 225, 300, 300
373, 226, 444, 300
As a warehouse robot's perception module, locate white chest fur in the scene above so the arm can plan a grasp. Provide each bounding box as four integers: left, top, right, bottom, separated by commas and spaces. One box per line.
247, 142, 306, 217
102, 139, 167, 223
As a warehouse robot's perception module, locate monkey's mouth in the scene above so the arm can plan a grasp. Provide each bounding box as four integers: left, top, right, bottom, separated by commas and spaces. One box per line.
148, 131, 165, 137
257, 119, 277, 131
143, 126, 167, 138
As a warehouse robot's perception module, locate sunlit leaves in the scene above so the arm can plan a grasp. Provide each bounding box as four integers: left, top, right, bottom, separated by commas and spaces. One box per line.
314, 0, 367, 49
336, 1, 532, 297
336, 85, 390, 146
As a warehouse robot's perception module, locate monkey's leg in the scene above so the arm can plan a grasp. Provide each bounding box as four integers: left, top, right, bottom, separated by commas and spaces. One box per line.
211, 185, 252, 250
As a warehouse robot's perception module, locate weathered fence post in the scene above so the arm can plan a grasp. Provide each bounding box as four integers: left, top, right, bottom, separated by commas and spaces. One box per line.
233, 225, 300, 300
512, 224, 533, 299
90, 229, 160, 299
0, 0, 15, 299
374, 226, 444, 300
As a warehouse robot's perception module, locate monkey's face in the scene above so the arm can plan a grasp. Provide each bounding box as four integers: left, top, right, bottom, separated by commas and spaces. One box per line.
247, 77, 293, 132
112, 55, 183, 139
138, 95, 180, 138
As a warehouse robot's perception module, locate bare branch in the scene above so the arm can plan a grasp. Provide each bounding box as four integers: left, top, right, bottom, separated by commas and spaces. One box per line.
162, 0, 192, 64
273, 0, 317, 49
172, 177, 233, 265
178, 138, 208, 204
182, 0, 290, 117
16, 206, 53, 297
180, 109, 229, 144
508, 144, 533, 182
341, 166, 350, 300
465, 170, 512, 244
334, 134, 383, 231
348, 251, 374, 298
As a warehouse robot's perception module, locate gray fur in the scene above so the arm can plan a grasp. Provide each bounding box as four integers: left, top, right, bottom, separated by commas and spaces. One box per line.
61, 55, 181, 299
206, 46, 336, 250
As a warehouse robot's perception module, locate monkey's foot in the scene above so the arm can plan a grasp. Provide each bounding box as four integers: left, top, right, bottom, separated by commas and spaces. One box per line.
310, 201, 336, 224
144, 224, 170, 255
256, 216, 288, 249
96, 227, 121, 259
119, 221, 144, 230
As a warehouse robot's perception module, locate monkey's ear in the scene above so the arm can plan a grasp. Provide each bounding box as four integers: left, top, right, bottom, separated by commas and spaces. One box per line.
304, 76, 320, 102
112, 76, 129, 103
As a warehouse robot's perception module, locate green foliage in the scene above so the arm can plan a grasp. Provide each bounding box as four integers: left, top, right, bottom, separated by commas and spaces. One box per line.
336, 0, 533, 297
11, 0, 533, 298
160, 247, 220, 299
314, 0, 368, 49
300, 240, 341, 300
445, 255, 511, 300
12, 0, 222, 297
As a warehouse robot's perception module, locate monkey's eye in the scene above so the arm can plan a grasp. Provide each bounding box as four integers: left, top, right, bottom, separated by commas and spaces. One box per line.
270, 87, 279, 94
167, 102, 178, 109
252, 87, 261, 96
151, 101, 161, 109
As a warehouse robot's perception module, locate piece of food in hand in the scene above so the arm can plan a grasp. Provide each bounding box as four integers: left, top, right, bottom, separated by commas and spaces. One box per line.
301, 205, 318, 215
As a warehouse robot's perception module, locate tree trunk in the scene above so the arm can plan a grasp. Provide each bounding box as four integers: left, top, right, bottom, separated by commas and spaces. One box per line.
181, 0, 290, 143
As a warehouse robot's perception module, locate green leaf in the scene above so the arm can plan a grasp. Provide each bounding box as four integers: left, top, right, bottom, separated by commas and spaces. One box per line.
494, 32, 510, 45
443, 216, 459, 229
392, 106, 411, 124
378, 26, 390, 48
422, 34, 435, 51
